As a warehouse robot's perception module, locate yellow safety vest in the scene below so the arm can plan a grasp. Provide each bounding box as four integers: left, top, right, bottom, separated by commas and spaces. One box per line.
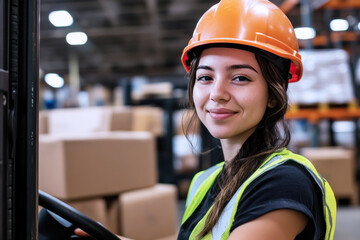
182, 148, 336, 240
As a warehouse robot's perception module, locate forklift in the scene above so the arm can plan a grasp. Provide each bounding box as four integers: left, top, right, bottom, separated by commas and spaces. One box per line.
1, 1, 120, 239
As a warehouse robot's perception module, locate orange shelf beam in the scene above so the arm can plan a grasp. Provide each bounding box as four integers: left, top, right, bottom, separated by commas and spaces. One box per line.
320, 0, 360, 9
285, 108, 360, 124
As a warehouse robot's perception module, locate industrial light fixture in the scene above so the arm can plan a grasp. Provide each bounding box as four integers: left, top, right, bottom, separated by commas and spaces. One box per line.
44, 73, 65, 88
330, 19, 349, 31
48, 10, 73, 27
66, 32, 88, 45
294, 27, 316, 40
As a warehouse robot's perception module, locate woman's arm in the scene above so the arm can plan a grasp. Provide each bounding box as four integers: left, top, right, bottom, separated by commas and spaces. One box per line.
228, 209, 308, 240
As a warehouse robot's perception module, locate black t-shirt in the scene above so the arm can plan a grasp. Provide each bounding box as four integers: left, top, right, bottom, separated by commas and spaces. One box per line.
178, 161, 325, 240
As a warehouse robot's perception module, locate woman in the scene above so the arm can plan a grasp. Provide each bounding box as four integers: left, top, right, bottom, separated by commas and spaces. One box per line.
177, 0, 336, 239
77, 0, 336, 239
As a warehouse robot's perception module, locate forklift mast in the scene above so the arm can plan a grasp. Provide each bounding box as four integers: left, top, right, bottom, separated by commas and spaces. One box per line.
0, 0, 39, 239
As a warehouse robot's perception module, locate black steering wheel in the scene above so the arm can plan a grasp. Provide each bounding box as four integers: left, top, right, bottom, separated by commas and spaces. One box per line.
39, 190, 120, 240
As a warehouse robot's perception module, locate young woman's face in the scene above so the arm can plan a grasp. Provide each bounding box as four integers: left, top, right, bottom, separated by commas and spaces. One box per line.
193, 47, 270, 143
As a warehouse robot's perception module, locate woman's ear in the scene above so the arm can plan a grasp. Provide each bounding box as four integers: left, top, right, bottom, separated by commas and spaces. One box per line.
267, 98, 277, 108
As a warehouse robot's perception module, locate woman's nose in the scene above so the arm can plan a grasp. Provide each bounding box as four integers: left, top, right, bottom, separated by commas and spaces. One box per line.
209, 80, 230, 102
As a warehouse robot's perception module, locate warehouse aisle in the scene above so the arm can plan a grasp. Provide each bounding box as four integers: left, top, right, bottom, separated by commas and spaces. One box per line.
177, 201, 360, 240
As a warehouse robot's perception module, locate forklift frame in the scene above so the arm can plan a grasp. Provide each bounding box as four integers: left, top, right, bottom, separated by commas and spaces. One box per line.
0, 0, 39, 239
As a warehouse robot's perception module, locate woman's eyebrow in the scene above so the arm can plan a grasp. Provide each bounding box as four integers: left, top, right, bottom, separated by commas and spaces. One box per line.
196, 64, 258, 73
228, 64, 258, 73
196, 65, 213, 71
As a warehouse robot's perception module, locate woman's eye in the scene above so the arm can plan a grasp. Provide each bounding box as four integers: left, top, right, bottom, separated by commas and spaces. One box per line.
196, 75, 212, 81
233, 76, 250, 82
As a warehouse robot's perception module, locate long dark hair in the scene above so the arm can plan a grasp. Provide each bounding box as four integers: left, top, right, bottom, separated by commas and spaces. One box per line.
183, 47, 291, 238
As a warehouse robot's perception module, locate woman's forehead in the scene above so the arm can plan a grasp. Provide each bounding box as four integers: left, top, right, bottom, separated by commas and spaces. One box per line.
199, 47, 260, 70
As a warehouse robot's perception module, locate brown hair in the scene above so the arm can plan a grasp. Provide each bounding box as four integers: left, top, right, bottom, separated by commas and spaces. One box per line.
183, 47, 291, 238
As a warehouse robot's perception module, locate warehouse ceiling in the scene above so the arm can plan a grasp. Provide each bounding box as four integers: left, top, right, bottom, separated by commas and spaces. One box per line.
39, 0, 350, 88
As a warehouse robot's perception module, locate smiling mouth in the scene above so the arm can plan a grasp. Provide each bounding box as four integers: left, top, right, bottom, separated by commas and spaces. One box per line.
208, 109, 237, 120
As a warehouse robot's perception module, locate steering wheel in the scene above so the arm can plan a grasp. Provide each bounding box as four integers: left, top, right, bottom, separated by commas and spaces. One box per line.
39, 190, 120, 240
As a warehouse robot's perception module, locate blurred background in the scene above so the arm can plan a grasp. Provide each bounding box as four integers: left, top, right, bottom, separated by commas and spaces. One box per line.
37, 0, 360, 239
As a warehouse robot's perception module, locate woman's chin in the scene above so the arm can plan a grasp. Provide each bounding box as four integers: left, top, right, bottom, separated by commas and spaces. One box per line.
208, 131, 231, 140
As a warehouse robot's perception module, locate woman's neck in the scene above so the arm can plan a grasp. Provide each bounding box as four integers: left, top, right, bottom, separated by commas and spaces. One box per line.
220, 127, 256, 162
220, 139, 243, 162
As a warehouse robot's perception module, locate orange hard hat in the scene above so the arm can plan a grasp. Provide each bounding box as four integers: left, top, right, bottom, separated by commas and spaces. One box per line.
181, 0, 303, 82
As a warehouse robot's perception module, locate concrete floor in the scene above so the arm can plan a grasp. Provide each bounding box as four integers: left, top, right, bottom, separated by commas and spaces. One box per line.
177, 201, 360, 239
334, 207, 360, 240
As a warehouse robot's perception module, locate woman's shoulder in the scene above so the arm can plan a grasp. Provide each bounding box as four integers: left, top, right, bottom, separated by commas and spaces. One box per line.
264, 160, 314, 182
231, 160, 325, 238
248, 160, 319, 200
234, 160, 322, 224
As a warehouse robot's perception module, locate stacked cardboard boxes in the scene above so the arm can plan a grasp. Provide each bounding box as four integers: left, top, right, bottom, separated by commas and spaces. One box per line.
39, 132, 158, 199
39, 106, 164, 136
118, 185, 178, 239
132, 106, 164, 137
39, 107, 178, 239
46, 107, 117, 134
289, 49, 354, 105
300, 147, 358, 205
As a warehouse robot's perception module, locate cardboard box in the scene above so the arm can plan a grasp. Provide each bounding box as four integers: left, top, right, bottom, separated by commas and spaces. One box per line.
65, 197, 108, 227
110, 106, 133, 131
119, 184, 178, 240
46, 106, 165, 135
39, 132, 157, 200
47, 107, 113, 134
46, 106, 134, 134
300, 147, 358, 204
289, 49, 354, 105
132, 106, 164, 136
38, 197, 110, 232
154, 234, 178, 240
132, 82, 173, 101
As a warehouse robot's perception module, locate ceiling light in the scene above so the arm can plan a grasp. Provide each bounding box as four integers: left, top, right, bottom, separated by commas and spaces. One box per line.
358, 22, 360, 30
330, 19, 349, 31
44, 73, 64, 88
48, 10, 73, 27
66, 32, 88, 45
294, 27, 316, 40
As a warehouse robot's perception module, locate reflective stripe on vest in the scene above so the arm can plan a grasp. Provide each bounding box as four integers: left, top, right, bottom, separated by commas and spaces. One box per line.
182, 148, 337, 240
182, 162, 225, 225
